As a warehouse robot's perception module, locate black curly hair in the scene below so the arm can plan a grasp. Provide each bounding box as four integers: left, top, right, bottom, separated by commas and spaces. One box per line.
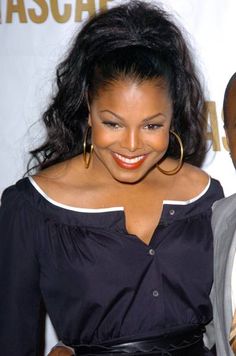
28, 0, 206, 172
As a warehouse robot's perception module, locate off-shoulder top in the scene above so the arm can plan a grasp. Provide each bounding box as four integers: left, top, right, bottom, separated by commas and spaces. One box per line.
0, 177, 224, 355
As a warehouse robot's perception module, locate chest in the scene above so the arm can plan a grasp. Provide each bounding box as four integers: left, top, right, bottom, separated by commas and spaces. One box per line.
39, 213, 213, 320
123, 199, 163, 245
99, 187, 165, 245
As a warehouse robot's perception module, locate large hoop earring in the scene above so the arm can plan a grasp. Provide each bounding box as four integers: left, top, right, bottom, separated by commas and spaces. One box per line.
83, 126, 94, 169
156, 130, 183, 175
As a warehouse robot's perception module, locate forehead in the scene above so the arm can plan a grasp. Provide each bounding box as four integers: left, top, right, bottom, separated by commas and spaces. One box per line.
92, 78, 173, 114
90, 78, 173, 121
95, 77, 171, 100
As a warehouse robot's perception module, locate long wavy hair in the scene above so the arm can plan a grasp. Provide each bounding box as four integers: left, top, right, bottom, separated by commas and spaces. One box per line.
28, 0, 206, 172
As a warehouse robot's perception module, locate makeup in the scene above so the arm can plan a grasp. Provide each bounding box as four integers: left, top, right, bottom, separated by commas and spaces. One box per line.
112, 152, 147, 170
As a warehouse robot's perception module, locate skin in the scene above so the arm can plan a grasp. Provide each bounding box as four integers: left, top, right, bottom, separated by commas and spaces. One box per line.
36, 78, 208, 355
48, 346, 74, 356
88, 78, 173, 184
224, 78, 236, 168
35, 79, 208, 245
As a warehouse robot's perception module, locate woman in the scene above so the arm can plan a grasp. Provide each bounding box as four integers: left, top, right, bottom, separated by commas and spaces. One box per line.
0, 1, 223, 355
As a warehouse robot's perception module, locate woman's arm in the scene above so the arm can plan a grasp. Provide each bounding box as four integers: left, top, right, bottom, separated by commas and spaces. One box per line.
0, 185, 42, 355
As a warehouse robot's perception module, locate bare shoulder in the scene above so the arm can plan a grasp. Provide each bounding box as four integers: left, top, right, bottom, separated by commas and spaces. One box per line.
180, 162, 209, 186
33, 160, 71, 188
173, 162, 209, 200
32, 156, 86, 198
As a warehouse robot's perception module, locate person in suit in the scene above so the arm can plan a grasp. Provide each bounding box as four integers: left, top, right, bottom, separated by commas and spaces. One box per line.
211, 72, 236, 355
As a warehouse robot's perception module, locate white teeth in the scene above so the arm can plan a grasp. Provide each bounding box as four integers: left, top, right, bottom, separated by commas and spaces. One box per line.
114, 153, 145, 164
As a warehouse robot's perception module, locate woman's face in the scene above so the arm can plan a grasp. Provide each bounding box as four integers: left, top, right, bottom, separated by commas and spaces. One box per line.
88, 78, 173, 184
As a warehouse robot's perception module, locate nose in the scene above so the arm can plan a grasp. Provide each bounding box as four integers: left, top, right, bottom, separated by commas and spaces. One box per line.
121, 128, 141, 152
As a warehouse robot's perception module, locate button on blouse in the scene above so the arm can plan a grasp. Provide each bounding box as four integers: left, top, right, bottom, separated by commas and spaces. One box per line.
149, 248, 155, 256
0, 177, 224, 354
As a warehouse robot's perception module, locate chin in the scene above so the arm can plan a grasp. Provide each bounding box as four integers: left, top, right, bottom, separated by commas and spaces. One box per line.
114, 177, 143, 185
110, 170, 147, 185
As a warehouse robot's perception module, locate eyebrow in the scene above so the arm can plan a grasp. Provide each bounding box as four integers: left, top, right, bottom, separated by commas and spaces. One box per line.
99, 110, 166, 122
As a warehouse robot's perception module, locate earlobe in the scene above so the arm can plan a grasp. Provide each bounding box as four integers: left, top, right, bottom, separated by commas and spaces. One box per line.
225, 130, 229, 147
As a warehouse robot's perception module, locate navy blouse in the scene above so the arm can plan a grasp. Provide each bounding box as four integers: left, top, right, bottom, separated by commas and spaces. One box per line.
0, 177, 224, 355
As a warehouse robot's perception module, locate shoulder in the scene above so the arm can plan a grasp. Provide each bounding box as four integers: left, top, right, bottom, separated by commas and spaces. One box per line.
213, 193, 236, 211
179, 163, 208, 190
31, 157, 93, 207
32, 156, 84, 193
0, 177, 45, 232
211, 194, 236, 251
212, 193, 236, 226
1, 177, 32, 207
174, 163, 223, 201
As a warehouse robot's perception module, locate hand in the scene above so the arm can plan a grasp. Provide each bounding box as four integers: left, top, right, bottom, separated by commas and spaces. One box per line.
47, 346, 74, 356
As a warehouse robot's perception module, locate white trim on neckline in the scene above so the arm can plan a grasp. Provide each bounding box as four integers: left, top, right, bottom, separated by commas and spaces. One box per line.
163, 177, 211, 205
28, 176, 211, 212
28, 177, 124, 213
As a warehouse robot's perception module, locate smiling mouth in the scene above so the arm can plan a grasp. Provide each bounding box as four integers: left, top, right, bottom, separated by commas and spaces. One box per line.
112, 152, 147, 169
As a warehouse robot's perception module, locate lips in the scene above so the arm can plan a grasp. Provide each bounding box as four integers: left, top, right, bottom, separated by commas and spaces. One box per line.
112, 152, 147, 169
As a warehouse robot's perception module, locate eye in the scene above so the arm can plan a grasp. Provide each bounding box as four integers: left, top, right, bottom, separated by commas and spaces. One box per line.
144, 123, 163, 130
102, 121, 121, 130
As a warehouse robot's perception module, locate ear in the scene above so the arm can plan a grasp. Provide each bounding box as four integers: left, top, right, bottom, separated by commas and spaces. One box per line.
224, 124, 229, 146
226, 131, 229, 144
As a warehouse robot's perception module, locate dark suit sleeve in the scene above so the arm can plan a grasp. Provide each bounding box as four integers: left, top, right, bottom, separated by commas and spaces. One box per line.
0, 186, 42, 355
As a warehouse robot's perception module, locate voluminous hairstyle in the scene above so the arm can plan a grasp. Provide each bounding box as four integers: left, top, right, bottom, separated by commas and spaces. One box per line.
29, 0, 206, 171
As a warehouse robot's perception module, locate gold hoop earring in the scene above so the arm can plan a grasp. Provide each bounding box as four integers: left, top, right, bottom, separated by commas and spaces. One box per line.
156, 130, 184, 175
83, 126, 94, 169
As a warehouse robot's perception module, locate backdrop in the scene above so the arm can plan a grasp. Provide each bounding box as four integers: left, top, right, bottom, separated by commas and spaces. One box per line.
1, 0, 236, 354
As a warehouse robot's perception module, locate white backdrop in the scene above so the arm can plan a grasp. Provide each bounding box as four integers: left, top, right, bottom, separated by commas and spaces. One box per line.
1, 0, 236, 354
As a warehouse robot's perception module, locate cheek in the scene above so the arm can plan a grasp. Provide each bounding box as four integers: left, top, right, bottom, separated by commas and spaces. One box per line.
150, 133, 170, 151
227, 132, 236, 162
92, 127, 114, 148
229, 139, 236, 156
228, 131, 236, 149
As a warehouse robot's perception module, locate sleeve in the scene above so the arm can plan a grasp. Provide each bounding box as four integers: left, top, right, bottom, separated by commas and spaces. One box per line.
0, 185, 42, 355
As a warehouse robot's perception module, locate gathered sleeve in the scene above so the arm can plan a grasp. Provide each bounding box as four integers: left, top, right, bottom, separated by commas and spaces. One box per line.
0, 184, 42, 355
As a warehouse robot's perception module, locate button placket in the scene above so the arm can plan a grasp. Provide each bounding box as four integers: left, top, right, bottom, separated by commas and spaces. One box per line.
146, 248, 160, 299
